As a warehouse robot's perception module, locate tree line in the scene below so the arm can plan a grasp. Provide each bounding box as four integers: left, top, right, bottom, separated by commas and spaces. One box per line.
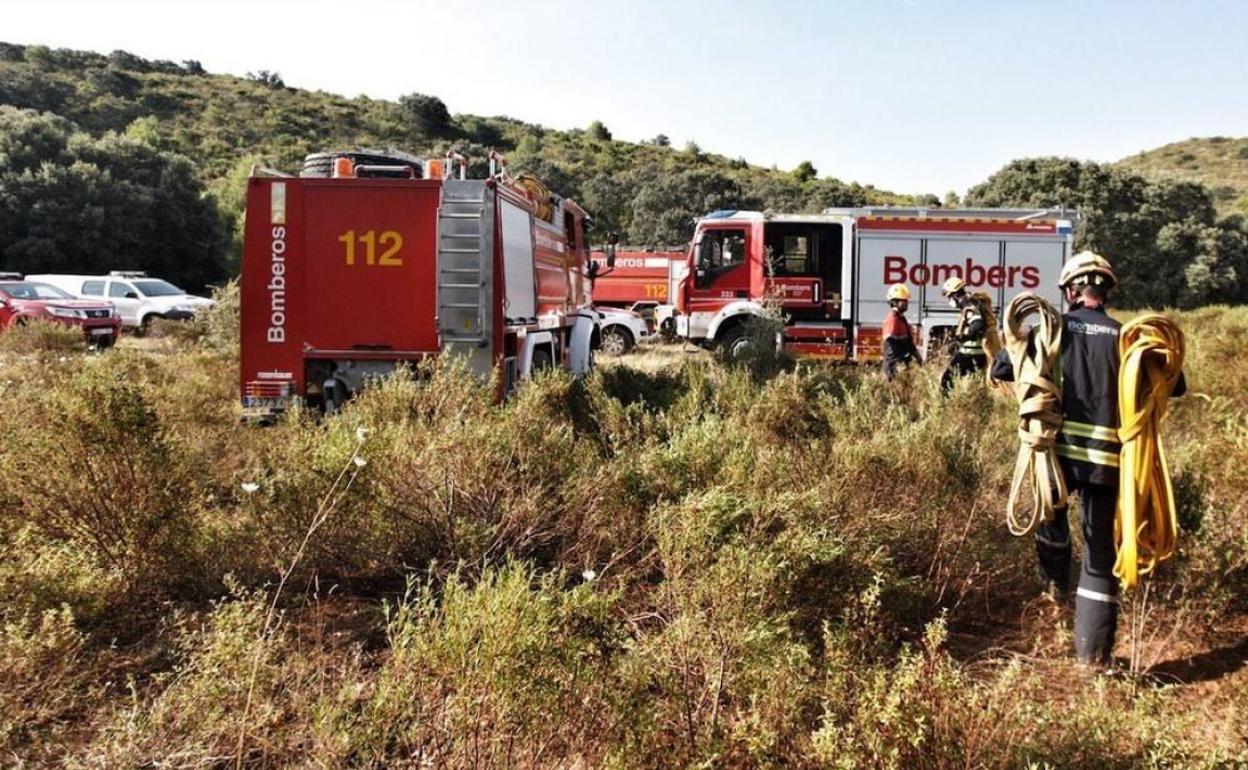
1, 41, 1246, 306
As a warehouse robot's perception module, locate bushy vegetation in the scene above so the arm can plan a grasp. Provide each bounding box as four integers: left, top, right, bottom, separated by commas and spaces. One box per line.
0, 40, 906, 291
1117, 136, 1248, 218
0, 105, 225, 288
0, 317, 84, 353
0, 306, 1245, 767
966, 157, 1248, 307
7, 40, 1245, 309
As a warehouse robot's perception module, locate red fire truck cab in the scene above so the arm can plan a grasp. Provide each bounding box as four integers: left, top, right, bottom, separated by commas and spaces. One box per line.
675, 207, 1076, 360
239, 151, 599, 419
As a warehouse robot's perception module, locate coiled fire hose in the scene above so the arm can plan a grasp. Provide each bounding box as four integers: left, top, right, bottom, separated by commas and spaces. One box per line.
1002, 292, 1069, 536
1115, 314, 1185, 590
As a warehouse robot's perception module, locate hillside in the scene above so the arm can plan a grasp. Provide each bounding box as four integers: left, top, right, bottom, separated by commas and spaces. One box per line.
1117, 137, 1248, 217
0, 41, 909, 247
4, 41, 1248, 308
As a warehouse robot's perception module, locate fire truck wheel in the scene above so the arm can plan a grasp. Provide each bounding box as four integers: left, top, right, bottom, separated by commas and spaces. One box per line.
600, 326, 633, 356
718, 324, 755, 362
530, 346, 554, 372
301, 150, 426, 178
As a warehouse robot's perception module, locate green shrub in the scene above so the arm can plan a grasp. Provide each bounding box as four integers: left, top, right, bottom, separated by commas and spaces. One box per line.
0, 318, 85, 353
94, 591, 363, 767
0, 606, 99, 756
1, 361, 203, 595
345, 563, 621, 767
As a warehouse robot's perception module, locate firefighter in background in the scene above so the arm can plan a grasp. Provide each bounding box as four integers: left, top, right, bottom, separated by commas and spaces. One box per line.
940, 277, 989, 395
882, 283, 921, 380
991, 251, 1185, 665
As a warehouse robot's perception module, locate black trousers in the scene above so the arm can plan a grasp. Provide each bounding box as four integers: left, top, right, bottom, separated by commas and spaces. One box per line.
1035, 483, 1119, 664
940, 352, 987, 394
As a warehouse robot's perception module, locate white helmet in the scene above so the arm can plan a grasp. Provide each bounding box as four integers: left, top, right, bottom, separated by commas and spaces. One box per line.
1059, 251, 1117, 289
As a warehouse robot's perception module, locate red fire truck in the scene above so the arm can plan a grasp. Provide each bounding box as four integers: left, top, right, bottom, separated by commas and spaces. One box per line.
674, 207, 1076, 360
588, 248, 686, 309
239, 150, 599, 419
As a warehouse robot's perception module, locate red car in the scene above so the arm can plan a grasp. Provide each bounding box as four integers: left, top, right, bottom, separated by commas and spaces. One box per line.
0, 280, 122, 347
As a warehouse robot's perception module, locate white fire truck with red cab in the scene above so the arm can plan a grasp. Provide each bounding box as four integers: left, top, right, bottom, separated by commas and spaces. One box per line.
239, 149, 599, 419
674, 207, 1075, 360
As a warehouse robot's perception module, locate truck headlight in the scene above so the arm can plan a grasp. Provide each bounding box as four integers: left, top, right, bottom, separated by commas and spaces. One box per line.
49, 307, 83, 319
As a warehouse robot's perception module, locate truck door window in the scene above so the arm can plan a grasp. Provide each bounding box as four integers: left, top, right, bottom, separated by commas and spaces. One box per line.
82, 280, 105, 296
109, 281, 132, 298
781, 234, 811, 274
698, 229, 747, 271
764, 223, 817, 276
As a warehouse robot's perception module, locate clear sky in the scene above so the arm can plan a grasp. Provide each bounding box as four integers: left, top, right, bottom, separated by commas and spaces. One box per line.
5, 0, 1247, 195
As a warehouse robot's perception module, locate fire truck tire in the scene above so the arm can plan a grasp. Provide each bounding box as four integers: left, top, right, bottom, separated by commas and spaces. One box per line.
300, 153, 335, 177
718, 323, 755, 362
301, 150, 425, 178
600, 325, 634, 356
530, 346, 554, 371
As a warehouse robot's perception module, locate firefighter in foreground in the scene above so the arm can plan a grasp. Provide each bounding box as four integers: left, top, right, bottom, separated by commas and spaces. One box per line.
940, 277, 989, 395
882, 283, 921, 380
991, 251, 1185, 665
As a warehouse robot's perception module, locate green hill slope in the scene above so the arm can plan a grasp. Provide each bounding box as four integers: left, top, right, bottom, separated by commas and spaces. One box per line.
0, 41, 909, 248
1116, 137, 1248, 217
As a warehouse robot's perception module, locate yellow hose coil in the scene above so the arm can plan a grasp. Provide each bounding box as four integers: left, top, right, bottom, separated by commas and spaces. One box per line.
516, 174, 554, 223
1115, 314, 1185, 589
1002, 292, 1069, 536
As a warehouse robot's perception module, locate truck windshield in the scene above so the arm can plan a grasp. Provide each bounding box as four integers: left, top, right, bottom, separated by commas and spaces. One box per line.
2, 282, 73, 300
133, 280, 185, 297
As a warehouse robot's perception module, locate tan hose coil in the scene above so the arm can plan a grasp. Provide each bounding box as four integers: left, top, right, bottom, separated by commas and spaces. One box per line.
1002, 292, 1069, 536
1115, 314, 1185, 589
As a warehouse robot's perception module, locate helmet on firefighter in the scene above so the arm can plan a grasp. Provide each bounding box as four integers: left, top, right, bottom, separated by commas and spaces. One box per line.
941, 276, 967, 297
887, 283, 911, 302
1059, 251, 1117, 290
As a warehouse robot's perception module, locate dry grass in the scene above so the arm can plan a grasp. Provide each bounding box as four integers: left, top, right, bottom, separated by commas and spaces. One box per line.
0, 305, 1245, 768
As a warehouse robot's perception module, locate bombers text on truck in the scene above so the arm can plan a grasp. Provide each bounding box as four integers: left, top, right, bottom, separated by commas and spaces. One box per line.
239, 149, 600, 419
673, 207, 1076, 361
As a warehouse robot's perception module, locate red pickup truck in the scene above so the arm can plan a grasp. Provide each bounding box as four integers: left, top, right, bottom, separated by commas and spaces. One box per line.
0, 279, 122, 347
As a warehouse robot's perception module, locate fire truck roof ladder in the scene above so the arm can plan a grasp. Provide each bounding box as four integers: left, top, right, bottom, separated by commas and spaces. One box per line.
437, 179, 495, 371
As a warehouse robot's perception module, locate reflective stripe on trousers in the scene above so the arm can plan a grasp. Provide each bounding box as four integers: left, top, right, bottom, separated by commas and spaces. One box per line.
1076, 485, 1120, 662
1034, 484, 1119, 663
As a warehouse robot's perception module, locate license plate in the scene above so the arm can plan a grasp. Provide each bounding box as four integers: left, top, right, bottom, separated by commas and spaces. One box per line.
243, 396, 290, 410
89, 328, 114, 336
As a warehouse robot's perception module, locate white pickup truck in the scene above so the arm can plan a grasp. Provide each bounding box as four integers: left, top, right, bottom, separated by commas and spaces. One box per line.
27, 271, 215, 334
